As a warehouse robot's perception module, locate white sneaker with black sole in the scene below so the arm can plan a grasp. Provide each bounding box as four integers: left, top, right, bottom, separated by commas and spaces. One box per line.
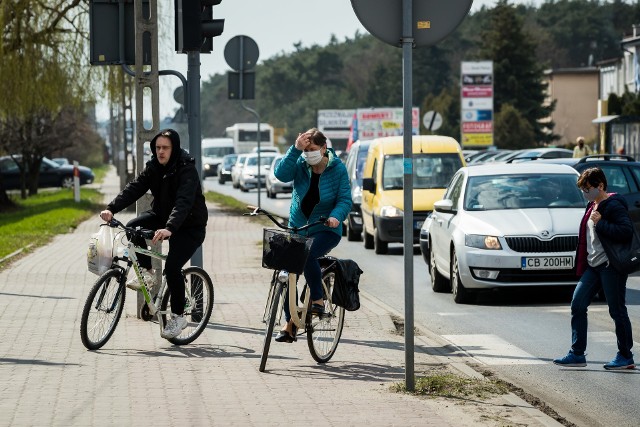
126, 268, 156, 291
161, 314, 188, 339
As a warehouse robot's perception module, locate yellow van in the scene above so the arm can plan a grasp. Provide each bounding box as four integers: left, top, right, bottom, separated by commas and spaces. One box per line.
361, 135, 465, 254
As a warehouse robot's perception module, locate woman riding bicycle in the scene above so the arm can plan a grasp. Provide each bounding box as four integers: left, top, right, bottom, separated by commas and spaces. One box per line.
273, 128, 351, 343
99, 129, 208, 339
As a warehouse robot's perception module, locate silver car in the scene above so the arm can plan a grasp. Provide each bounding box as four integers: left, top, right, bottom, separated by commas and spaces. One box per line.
265, 155, 293, 198
421, 163, 586, 304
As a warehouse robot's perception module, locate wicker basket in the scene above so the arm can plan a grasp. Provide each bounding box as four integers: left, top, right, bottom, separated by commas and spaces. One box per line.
262, 229, 313, 274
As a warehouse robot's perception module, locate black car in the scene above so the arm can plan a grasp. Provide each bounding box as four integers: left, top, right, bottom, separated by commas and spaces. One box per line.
540, 154, 640, 227
0, 155, 95, 190
217, 153, 238, 184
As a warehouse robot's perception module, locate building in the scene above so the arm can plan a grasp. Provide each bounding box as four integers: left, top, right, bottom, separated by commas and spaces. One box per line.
544, 67, 599, 146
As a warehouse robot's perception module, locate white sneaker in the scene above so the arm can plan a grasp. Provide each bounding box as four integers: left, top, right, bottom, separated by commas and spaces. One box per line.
161, 314, 188, 339
126, 268, 156, 291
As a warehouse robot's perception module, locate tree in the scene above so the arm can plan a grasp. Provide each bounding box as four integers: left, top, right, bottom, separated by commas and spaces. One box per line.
476, 0, 558, 145
0, 0, 95, 201
494, 103, 536, 149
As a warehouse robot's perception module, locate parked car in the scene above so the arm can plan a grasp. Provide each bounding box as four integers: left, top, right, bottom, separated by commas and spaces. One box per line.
501, 147, 573, 163
52, 157, 70, 166
343, 139, 372, 241
0, 155, 95, 189
420, 163, 586, 304
231, 154, 248, 189
217, 154, 238, 184
539, 154, 640, 228
467, 149, 511, 165
265, 155, 292, 198
238, 153, 277, 192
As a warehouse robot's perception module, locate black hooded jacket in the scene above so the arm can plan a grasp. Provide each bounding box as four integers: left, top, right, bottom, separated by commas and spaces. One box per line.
107, 129, 208, 233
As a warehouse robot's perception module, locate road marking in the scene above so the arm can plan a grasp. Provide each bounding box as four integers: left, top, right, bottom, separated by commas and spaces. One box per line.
442, 334, 546, 365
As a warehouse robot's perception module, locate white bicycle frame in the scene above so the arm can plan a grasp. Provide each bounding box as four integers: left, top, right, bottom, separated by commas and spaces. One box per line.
274, 270, 312, 329
117, 238, 170, 330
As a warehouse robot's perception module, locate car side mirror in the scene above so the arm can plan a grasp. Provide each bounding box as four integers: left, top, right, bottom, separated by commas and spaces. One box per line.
434, 199, 454, 213
362, 177, 375, 194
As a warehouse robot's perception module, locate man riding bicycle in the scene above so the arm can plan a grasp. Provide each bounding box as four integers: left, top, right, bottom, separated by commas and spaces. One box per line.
100, 129, 207, 339
273, 128, 351, 342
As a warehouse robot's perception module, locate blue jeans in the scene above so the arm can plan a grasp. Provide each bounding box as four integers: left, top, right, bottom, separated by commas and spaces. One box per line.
283, 231, 341, 322
570, 262, 634, 359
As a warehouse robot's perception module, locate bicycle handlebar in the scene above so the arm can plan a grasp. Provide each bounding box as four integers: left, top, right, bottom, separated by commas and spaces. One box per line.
106, 218, 155, 240
244, 205, 326, 232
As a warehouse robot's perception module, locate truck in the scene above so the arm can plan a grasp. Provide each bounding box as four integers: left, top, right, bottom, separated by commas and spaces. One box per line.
224, 123, 275, 154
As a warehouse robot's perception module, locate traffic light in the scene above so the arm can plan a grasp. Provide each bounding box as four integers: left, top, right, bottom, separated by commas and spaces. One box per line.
175, 0, 224, 53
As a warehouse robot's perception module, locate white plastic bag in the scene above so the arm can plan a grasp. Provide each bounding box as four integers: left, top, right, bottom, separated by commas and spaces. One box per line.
87, 225, 115, 276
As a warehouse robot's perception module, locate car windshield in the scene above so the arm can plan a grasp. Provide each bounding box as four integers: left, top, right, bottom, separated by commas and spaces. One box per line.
246, 156, 275, 166
223, 156, 237, 167
203, 147, 234, 157
382, 153, 462, 190
355, 146, 369, 181
465, 174, 586, 211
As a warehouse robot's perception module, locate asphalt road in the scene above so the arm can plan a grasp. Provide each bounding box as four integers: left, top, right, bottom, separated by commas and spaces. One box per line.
204, 176, 640, 427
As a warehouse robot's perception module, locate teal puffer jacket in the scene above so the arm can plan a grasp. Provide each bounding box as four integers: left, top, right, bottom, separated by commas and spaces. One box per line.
275, 145, 352, 237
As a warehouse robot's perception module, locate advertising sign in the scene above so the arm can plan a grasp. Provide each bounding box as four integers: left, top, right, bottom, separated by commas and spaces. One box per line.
461, 61, 494, 147
317, 109, 356, 140
357, 107, 420, 139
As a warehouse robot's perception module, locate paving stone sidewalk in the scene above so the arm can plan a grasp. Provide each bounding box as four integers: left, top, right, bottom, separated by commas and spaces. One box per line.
0, 167, 562, 426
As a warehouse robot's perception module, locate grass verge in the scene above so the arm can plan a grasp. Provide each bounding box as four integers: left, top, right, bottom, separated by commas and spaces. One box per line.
392, 368, 508, 399
0, 188, 103, 264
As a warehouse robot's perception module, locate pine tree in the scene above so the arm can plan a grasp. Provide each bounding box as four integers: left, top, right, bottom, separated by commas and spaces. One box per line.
477, 0, 558, 145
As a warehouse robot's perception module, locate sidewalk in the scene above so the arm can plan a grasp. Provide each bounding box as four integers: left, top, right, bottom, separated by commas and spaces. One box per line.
0, 167, 562, 426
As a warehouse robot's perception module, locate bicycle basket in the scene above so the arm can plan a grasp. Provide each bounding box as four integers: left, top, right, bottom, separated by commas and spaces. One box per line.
262, 229, 313, 274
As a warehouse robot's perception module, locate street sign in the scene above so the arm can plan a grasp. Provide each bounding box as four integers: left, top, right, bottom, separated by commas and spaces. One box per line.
422, 111, 443, 131
351, 0, 473, 47
224, 35, 259, 72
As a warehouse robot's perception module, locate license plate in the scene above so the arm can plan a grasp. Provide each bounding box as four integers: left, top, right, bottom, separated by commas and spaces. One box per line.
414, 220, 424, 230
521, 256, 573, 270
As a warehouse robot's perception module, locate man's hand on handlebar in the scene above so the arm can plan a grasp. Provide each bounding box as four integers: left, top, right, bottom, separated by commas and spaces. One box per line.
325, 217, 339, 228
152, 228, 172, 244
100, 210, 113, 222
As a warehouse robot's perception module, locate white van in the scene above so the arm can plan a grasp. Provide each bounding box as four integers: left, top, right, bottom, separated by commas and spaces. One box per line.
202, 138, 235, 177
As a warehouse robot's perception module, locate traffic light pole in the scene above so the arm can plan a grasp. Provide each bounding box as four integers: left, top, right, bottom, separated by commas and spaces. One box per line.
188, 51, 203, 267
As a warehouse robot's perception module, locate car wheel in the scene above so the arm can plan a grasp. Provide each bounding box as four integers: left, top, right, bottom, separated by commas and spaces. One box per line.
363, 228, 374, 249
61, 176, 74, 188
218, 177, 224, 185
429, 244, 450, 293
233, 181, 239, 189
346, 222, 360, 242
240, 185, 249, 193
451, 250, 474, 304
374, 229, 388, 254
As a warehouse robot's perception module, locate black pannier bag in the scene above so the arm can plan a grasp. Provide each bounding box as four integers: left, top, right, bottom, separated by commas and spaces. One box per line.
330, 258, 363, 311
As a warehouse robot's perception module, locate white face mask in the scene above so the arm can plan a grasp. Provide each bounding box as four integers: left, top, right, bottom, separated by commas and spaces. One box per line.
584, 187, 599, 202
302, 149, 323, 165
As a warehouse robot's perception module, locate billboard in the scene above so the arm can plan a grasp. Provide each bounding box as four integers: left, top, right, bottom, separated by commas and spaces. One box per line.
461, 61, 494, 147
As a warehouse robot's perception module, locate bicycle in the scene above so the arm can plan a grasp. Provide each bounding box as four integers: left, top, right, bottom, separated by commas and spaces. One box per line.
245, 206, 345, 372
80, 218, 214, 350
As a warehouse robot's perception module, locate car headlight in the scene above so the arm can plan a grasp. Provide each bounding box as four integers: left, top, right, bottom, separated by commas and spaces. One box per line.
204, 164, 211, 171
465, 234, 502, 250
352, 186, 362, 204
380, 205, 403, 218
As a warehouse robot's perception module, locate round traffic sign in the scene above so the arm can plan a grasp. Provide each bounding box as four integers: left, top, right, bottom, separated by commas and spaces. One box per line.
423, 111, 443, 131
224, 35, 259, 72
351, 0, 473, 47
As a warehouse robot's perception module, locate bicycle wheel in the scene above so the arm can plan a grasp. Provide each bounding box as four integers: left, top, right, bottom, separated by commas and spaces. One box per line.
160, 267, 214, 345
307, 269, 345, 363
260, 280, 284, 372
80, 268, 126, 350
